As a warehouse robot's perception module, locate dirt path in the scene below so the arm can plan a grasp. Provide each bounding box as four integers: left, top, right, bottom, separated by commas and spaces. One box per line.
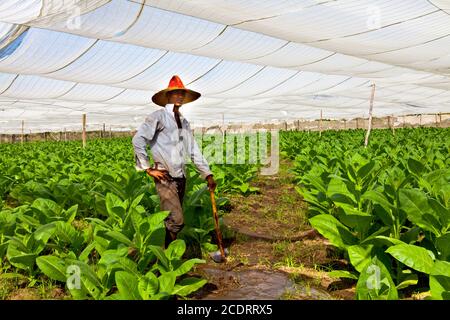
192, 158, 356, 300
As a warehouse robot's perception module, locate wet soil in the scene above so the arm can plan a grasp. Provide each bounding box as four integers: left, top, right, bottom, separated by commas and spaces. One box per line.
191, 159, 357, 300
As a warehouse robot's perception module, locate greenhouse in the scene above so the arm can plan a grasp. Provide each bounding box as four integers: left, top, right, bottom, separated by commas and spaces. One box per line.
0, 0, 449, 304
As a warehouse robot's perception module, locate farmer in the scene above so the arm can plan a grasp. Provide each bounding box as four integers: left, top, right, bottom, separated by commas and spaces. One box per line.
132, 75, 216, 248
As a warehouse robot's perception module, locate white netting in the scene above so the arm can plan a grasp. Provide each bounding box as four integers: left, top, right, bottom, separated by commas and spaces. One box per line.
0, 0, 450, 133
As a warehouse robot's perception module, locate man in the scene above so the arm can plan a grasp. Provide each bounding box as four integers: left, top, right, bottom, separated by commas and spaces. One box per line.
132, 75, 216, 248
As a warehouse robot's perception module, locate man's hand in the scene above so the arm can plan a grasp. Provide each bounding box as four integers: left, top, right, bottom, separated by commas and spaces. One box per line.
206, 175, 217, 192
146, 168, 170, 182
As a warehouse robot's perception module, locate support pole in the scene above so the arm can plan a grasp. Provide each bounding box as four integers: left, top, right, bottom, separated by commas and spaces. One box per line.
364, 84, 376, 148
403, 115, 406, 128
21, 120, 24, 144
109, 125, 112, 138
344, 119, 347, 130
64, 128, 67, 142
392, 115, 395, 135
82, 114, 87, 148
102, 123, 106, 138
419, 114, 422, 127
439, 113, 442, 128
319, 109, 323, 137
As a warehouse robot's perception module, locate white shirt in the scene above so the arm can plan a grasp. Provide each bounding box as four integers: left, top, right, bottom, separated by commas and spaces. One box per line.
132, 104, 213, 179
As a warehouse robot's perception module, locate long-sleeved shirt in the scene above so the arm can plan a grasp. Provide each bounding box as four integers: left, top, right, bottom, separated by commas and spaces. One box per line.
132, 104, 213, 180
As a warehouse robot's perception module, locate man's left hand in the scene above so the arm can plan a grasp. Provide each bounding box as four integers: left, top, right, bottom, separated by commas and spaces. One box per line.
206, 175, 217, 192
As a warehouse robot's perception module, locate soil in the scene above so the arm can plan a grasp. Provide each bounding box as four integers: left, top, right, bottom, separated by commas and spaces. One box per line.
190, 158, 357, 300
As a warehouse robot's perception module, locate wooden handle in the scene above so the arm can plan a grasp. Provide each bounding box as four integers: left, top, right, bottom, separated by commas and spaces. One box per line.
210, 190, 226, 260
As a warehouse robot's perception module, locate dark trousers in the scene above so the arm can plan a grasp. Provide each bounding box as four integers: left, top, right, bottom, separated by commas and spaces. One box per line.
154, 176, 186, 236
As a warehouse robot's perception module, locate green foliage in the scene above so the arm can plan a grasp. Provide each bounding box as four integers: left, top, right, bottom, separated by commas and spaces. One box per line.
0, 137, 259, 299
284, 128, 450, 299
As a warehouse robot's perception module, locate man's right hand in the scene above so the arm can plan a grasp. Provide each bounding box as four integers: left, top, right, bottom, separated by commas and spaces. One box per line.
146, 168, 170, 182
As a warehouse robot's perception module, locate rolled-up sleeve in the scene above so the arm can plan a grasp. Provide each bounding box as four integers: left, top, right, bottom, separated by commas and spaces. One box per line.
132, 115, 160, 171
185, 124, 213, 180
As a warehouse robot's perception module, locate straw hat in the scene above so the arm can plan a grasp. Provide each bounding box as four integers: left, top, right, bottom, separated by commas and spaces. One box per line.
152, 75, 201, 107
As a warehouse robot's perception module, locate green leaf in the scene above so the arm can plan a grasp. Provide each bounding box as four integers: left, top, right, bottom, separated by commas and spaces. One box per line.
31, 198, 62, 217
165, 239, 186, 261
348, 245, 375, 273
430, 260, 450, 300
396, 271, 418, 290
309, 214, 358, 249
105, 231, 132, 246
148, 211, 170, 230
362, 190, 394, 212
328, 270, 358, 280
172, 277, 207, 297
407, 158, 426, 176
428, 198, 450, 229
399, 189, 441, 236
366, 236, 405, 247
33, 223, 56, 242
357, 161, 375, 180
173, 259, 205, 277
356, 256, 398, 300
65, 259, 103, 300
138, 272, 159, 299
105, 193, 126, 220
158, 272, 176, 295
36, 256, 67, 282
435, 233, 450, 261
386, 244, 435, 274
6, 238, 36, 270
115, 271, 141, 300
149, 245, 170, 271
336, 205, 372, 235
63, 205, 78, 223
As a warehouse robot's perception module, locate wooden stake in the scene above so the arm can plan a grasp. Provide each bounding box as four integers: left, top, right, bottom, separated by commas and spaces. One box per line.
419, 114, 422, 127
319, 109, 323, 137
64, 128, 67, 142
344, 119, 347, 130
439, 113, 442, 128
102, 123, 106, 138
392, 116, 395, 135
109, 125, 112, 138
403, 115, 406, 128
82, 114, 87, 148
364, 84, 376, 147
21, 120, 24, 144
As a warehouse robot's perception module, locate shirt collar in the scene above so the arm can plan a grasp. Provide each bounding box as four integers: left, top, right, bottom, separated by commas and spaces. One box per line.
165, 104, 183, 120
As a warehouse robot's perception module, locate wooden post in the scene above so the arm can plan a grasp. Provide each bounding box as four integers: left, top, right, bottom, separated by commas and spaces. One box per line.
391, 115, 395, 135
356, 118, 359, 129
344, 119, 347, 130
21, 120, 24, 144
319, 109, 323, 137
419, 114, 422, 127
439, 113, 442, 128
82, 114, 87, 148
403, 115, 406, 128
64, 128, 67, 142
109, 125, 112, 138
364, 84, 376, 147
